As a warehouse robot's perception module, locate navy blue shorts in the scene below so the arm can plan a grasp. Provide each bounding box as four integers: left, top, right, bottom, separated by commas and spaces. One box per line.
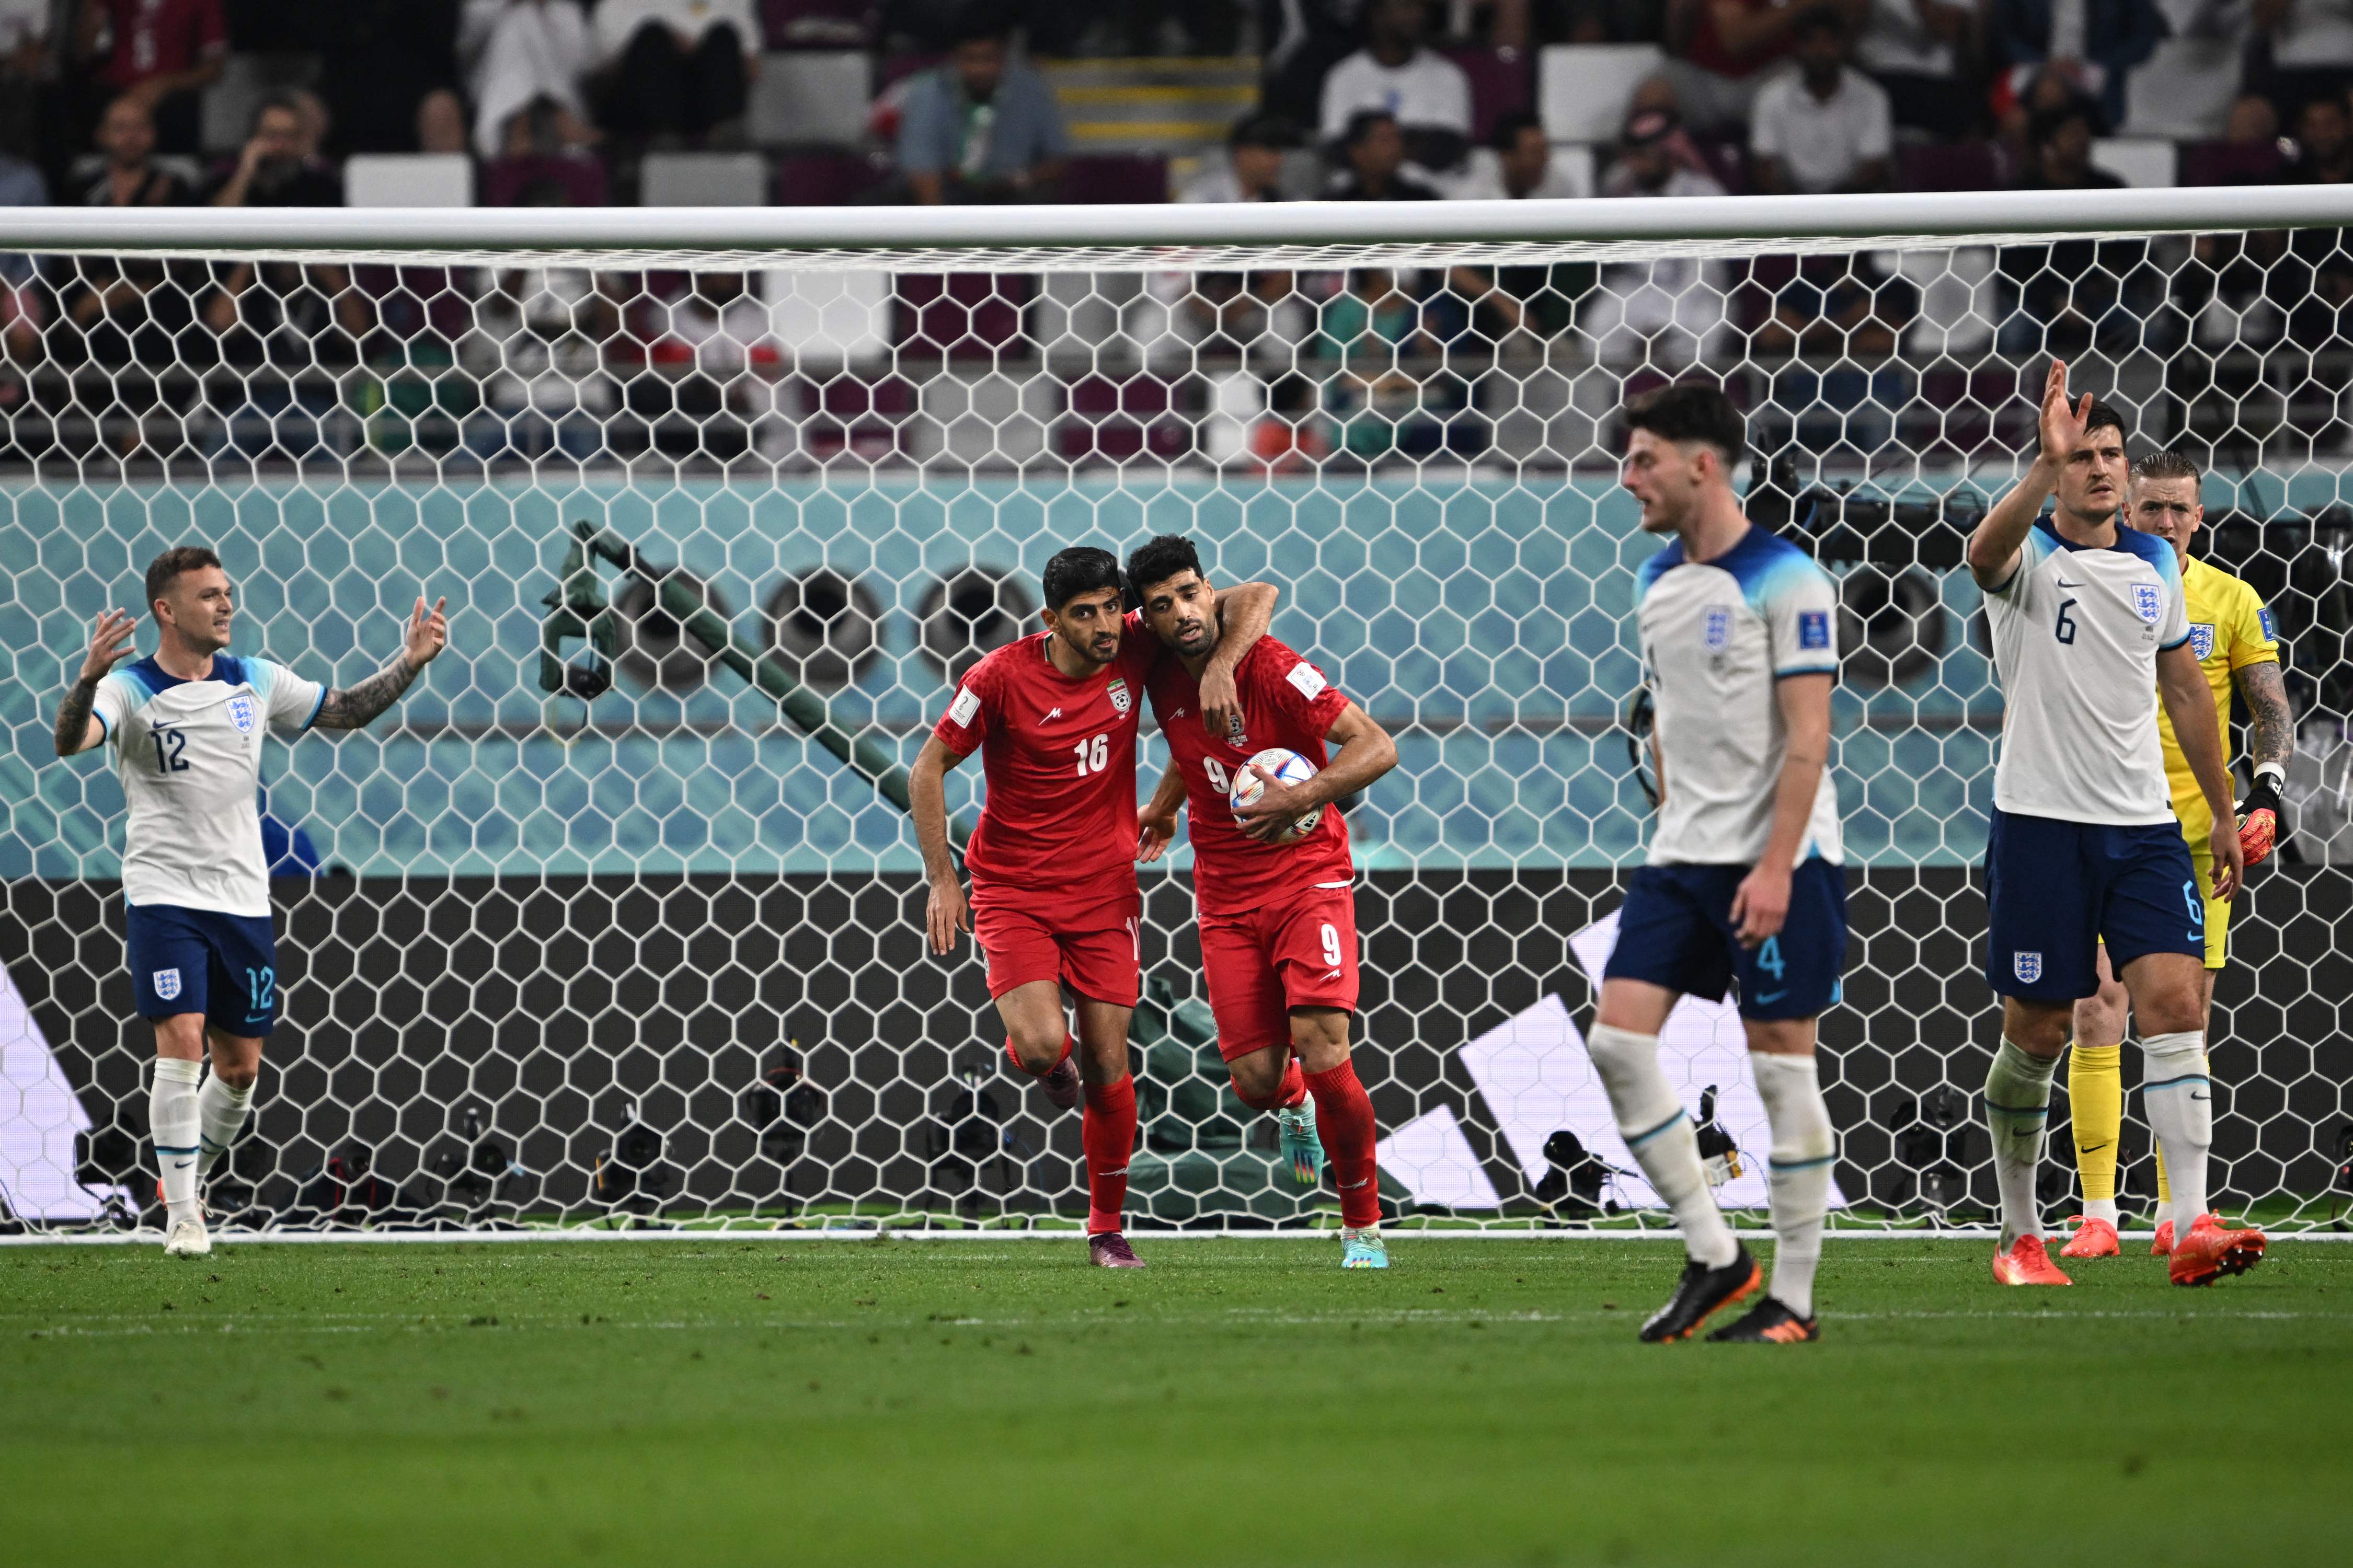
1603, 860, 1849, 1020
1983, 808, 2204, 1001
125, 904, 280, 1036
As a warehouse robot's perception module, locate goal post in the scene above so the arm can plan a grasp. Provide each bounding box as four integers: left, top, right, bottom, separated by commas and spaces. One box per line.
3, 187, 2350, 1237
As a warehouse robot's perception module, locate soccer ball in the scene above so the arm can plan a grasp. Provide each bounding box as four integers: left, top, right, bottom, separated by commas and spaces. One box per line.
1227, 747, 1323, 845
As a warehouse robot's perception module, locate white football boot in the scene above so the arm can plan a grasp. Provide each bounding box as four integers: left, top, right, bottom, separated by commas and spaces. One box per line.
163, 1215, 212, 1258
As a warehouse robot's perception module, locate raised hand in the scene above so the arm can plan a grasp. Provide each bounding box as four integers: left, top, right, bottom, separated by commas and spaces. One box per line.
404, 596, 449, 670
78, 608, 138, 684
2037, 357, 2092, 467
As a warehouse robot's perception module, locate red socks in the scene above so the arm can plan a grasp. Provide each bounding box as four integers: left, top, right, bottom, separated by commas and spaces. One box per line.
1232, 1057, 1309, 1112
1081, 1074, 1137, 1235
1006, 1034, 1075, 1078
1305, 1059, 1381, 1230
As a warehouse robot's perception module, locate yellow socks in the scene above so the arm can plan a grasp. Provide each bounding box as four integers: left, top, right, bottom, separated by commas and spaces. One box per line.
2067, 1042, 2123, 1225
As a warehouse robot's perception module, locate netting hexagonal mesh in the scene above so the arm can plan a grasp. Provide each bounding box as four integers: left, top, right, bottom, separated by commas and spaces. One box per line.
3, 206, 2349, 1236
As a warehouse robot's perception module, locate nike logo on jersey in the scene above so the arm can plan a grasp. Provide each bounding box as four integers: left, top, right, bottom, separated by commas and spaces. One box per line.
2056, 578, 2083, 589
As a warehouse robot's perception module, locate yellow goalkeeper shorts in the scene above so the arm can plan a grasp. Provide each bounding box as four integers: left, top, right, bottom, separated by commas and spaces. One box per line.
2187, 834, 2230, 971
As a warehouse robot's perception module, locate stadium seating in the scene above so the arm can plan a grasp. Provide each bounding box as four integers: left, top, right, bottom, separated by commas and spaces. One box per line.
200, 52, 319, 154
2091, 137, 2179, 189
749, 51, 875, 146
641, 153, 771, 207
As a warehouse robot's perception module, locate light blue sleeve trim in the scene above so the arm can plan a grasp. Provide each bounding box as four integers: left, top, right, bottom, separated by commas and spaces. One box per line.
301, 685, 326, 731
2159, 630, 2191, 651
1773, 663, 1840, 679
94, 708, 111, 742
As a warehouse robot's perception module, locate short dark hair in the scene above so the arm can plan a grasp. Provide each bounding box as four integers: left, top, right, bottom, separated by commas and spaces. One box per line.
1793, 3, 1847, 40
2081, 399, 2129, 444
1489, 108, 1544, 152
1231, 112, 1300, 151
1125, 534, 1204, 599
2132, 448, 2200, 486
1041, 546, 1123, 612
1622, 383, 1746, 469
946, 0, 1011, 48
1344, 109, 1398, 149
145, 546, 223, 619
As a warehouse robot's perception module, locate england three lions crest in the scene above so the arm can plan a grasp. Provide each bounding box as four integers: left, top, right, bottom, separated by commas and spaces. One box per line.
2189, 622, 2216, 660
2013, 951, 2043, 984
1106, 677, 1132, 716
2130, 583, 2163, 624
152, 968, 182, 1002
227, 692, 258, 733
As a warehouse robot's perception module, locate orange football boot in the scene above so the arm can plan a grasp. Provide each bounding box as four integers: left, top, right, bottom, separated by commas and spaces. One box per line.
1992, 1234, 2073, 1286
2150, 1218, 2175, 1256
2060, 1216, 2120, 1259
2168, 1214, 2267, 1287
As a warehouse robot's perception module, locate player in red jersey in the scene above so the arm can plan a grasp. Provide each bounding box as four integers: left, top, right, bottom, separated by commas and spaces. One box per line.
910, 547, 1275, 1267
1126, 535, 1400, 1269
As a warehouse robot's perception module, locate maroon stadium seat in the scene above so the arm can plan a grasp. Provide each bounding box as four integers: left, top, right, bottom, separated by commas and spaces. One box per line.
1441, 47, 1534, 145
2178, 141, 2286, 187
773, 150, 892, 206
1898, 142, 2005, 193
1059, 154, 1169, 204
483, 153, 610, 207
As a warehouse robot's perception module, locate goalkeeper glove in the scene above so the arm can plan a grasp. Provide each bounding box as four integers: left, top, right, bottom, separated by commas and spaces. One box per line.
2236, 767, 2285, 869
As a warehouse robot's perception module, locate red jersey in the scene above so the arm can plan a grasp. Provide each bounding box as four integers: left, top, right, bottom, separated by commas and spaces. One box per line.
932, 616, 1157, 901
1684, 0, 1790, 80
97, 0, 227, 91
1145, 636, 1353, 917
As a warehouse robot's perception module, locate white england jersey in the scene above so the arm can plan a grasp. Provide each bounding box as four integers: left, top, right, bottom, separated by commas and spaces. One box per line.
1983, 520, 2188, 825
91, 654, 325, 917
1635, 526, 1845, 866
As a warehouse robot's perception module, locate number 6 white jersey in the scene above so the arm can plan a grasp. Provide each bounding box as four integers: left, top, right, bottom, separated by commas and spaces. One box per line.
1982, 520, 2188, 826
91, 654, 325, 917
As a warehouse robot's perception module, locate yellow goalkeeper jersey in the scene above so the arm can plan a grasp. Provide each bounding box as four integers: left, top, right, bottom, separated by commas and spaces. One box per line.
2159, 554, 2279, 842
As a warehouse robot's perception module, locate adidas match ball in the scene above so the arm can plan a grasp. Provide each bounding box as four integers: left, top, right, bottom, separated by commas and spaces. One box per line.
1227, 747, 1323, 845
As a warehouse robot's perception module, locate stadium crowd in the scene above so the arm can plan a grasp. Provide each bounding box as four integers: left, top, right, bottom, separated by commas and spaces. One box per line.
1, 0, 2351, 474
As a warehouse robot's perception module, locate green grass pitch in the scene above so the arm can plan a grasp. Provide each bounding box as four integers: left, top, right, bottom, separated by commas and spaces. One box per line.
6, 1237, 2351, 1566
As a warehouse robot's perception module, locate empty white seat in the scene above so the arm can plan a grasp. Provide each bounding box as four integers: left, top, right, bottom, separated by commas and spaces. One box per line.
344, 154, 475, 208
748, 52, 873, 146
1539, 44, 1665, 145
641, 152, 771, 207
2092, 137, 2178, 189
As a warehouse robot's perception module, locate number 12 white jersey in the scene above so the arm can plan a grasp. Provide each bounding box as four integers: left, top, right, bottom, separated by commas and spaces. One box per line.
92, 654, 325, 917
1982, 520, 2188, 826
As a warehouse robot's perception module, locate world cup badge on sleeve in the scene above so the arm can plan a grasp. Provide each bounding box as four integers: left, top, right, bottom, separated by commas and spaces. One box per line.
152, 969, 182, 1002
2013, 951, 2042, 985
1107, 677, 1132, 716
228, 693, 258, 733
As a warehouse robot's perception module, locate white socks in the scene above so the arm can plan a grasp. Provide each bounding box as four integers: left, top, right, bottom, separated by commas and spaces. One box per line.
150, 1058, 203, 1225
1588, 1023, 1738, 1268
2140, 1030, 2212, 1237
197, 1072, 254, 1179
1983, 1039, 2057, 1250
2082, 1197, 2119, 1226
1752, 1052, 1834, 1319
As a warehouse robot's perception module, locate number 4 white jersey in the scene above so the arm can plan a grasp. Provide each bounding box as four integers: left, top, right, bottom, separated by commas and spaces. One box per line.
92, 654, 325, 917
1635, 525, 1844, 867
1983, 520, 2188, 825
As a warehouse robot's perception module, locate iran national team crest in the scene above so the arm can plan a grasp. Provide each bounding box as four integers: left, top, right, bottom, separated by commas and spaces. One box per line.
152, 969, 182, 1002
2013, 951, 2043, 984
2130, 583, 2163, 624
1106, 677, 1132, 715
1703, 606, 1734, 650
227, 692, 258, 733
2189, 622, 2216, 660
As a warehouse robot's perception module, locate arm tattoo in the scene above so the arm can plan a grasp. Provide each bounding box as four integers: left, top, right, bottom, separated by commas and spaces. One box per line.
2238, 661, 2297, 773
313, 655, 419, 731
53, 675, 100, 755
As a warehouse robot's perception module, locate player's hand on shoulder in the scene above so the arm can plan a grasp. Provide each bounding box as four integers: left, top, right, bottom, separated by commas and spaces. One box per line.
404, 596, 449, 670
925, 872, 970, 955
79, 608, 137, 684
1729, 860, 1793, 947
1198, 661, 1242, 742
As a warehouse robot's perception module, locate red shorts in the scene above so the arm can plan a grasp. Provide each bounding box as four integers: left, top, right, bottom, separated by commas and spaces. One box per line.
1197, 883, 1360, 1063
972, 888, 1141, 1007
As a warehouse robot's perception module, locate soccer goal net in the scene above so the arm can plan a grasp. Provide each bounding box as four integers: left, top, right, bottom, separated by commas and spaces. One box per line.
3, 189, 2350, 1238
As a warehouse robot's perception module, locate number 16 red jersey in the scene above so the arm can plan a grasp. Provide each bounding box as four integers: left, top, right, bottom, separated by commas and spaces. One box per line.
931, 615, 1158, 901
1144, 636, 1354, 916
